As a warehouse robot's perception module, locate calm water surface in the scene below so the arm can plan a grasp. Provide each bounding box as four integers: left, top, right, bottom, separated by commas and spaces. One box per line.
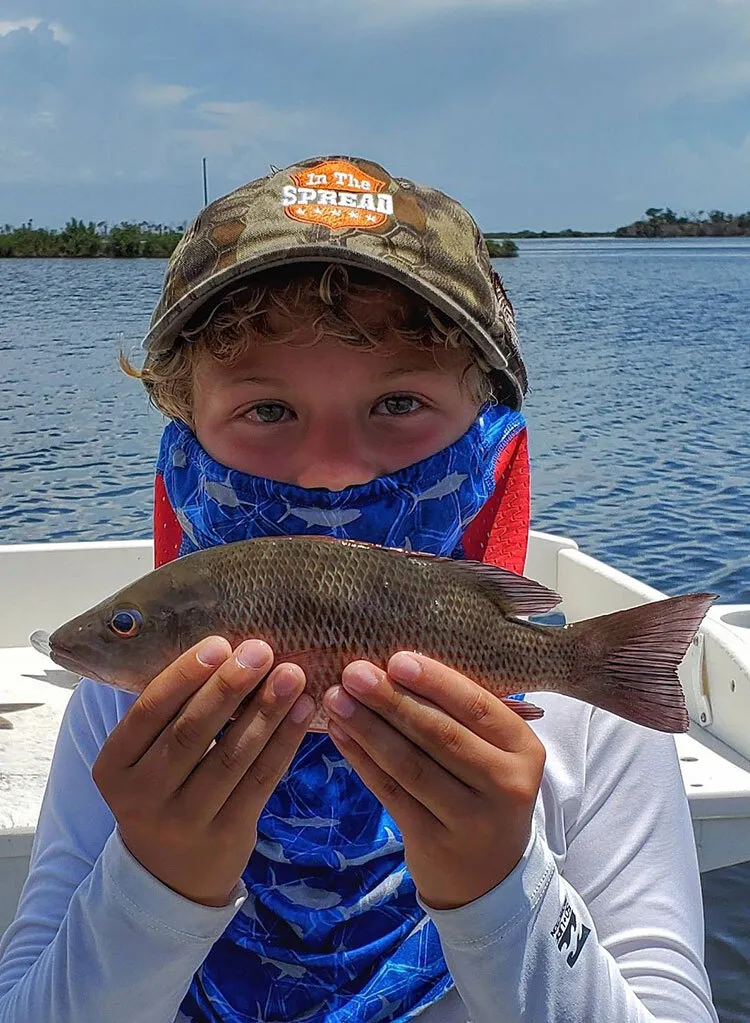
1, 239, 749, 1019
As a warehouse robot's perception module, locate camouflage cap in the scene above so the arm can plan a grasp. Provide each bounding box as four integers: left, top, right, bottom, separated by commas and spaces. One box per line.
143, 155, 528, 408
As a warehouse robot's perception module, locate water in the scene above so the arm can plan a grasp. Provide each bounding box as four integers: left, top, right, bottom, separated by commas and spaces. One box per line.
1, 240, 749, 1019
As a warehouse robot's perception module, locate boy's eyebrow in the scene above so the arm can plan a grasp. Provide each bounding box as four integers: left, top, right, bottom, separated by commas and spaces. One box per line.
379, 366, 443, 379
232, 367, 445, 387
234, 375, 285, 386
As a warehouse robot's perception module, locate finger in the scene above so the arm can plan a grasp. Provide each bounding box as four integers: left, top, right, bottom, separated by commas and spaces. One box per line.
337, 659, 522, 790
216, 676, 316, 834
139, 639, 275, 787
99, 636, 232, 770
325, 685, 469, 823
327, 719, 441, 834
388, 653, 537, 755
183, 661, 310, 815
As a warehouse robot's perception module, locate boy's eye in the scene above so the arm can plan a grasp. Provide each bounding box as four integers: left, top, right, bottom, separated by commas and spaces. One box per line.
246, 402, 293, 424
374, 395, 423, 416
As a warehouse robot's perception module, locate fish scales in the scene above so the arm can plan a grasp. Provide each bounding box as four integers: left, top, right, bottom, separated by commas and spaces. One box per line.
213, 539, 565, 701
46, 536, 716, 733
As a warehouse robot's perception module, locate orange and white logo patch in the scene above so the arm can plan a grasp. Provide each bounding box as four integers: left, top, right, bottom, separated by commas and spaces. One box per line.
281, 160, 393, 231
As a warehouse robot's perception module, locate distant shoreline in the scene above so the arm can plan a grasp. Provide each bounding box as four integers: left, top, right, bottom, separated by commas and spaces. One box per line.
488, 208, 750, 240
1, 209, 748, 258
487, 230, 750, 239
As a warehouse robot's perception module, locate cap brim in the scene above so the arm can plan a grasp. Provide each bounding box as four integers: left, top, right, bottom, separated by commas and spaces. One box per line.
143, 244, 523, 409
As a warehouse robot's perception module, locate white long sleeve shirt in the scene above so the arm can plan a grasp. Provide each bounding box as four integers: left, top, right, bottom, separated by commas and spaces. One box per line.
0, 680, 718, 1023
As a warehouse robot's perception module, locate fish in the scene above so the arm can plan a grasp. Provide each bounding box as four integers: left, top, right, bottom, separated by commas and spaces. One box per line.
274, 878, 342, 910
254, 838, 293, 863
203, 479, 243, 508
44, 535, 716, 734
277, 815, 342, 829
279, 504, 362, 529
338, 867, 410, 920
333, 826, 403, 869
258, 956, 307, 979
322, 753, 354, 781
407, 471, 468, 505
174, 508, 199, 547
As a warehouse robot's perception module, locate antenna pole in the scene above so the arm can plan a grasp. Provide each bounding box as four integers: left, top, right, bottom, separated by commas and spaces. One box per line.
202, 158, 209, 206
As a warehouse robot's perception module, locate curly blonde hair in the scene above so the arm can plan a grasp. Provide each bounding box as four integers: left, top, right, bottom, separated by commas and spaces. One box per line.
122, 263, 493, 425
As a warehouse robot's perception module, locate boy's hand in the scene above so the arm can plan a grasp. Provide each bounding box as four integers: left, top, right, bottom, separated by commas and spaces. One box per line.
323, 654, 545, 911
92, 637, 314, 908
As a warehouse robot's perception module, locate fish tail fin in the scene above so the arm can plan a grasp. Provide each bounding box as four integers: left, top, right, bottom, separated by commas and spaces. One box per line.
568, 593, 717, 733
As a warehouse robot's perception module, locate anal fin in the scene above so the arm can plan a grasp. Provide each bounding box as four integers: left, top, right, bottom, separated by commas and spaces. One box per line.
501, 698, 545, 721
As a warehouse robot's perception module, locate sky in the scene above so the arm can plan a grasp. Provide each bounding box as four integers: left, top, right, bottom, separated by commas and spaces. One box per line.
1, 0, 749, 231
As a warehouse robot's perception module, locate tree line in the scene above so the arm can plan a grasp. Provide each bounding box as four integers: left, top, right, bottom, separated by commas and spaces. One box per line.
615, 208, 750, 238
0, 219, 185, 257
488, 209, 750, 239
0, 209, 747, 257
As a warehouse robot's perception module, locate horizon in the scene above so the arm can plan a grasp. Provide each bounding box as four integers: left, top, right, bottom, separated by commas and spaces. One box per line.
1, 1, 748, 232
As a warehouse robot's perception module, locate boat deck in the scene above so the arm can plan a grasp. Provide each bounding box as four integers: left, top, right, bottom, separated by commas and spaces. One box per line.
0, 647, 78, 833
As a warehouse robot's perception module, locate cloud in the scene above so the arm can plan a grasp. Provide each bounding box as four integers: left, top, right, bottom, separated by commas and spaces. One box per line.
0, 19, 40, 35
48, 22, 73, 45
0, 17, 72, 43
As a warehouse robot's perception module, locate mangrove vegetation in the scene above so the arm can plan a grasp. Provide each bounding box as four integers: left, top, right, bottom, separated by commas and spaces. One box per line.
0, 209, 747, 258
614, 208, 750, 238
0, 219, 185, 258
488, 210, 750, 239
485, 238, 519, 258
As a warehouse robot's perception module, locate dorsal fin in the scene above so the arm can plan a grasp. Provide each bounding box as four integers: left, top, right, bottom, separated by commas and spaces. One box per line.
443, 558, 561, 614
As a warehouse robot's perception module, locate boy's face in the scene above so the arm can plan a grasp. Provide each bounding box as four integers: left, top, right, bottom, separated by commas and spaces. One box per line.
191, 329, 481, 492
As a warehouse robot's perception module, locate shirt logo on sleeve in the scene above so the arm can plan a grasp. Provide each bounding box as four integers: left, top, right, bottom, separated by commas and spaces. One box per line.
550, 897, 591, 967
281, 160, 393, 231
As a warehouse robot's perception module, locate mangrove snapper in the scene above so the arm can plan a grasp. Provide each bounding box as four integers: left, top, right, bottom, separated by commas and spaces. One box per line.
46, 536, 715, 733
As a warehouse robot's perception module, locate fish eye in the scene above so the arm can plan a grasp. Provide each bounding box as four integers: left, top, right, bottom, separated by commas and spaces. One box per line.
109, 609, 143, 638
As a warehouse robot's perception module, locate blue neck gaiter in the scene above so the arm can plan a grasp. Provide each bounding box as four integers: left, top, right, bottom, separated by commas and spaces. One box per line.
166, 403, 526, 1023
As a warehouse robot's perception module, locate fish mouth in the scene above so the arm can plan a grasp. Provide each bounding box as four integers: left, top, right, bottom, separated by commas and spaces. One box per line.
48, 641, 108, 685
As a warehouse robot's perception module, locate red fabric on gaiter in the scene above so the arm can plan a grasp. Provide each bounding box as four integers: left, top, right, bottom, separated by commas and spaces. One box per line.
461, 427, 530, 574
153, 472, 183, 568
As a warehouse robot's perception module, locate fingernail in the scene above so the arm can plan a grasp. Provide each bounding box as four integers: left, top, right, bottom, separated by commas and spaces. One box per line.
290, 694, 315, 723
328, 686, 358, 719
236, 640, 272, 670
272, 669, 301, 698
197, 637, 229, 667
388, 652, 421, 684
342, 661, 381, 694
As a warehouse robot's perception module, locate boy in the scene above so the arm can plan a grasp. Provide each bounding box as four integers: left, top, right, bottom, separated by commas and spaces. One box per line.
0, 156, 717, 1022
